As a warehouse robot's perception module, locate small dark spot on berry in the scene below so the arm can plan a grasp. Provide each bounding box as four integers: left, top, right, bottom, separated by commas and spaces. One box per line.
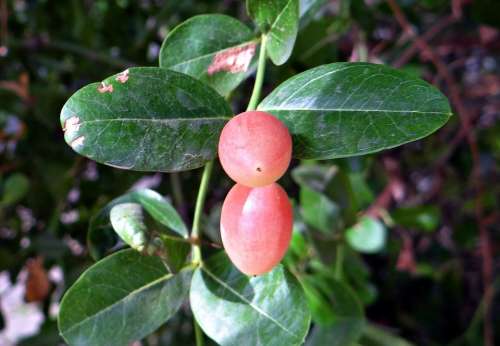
256, 167, 262, 172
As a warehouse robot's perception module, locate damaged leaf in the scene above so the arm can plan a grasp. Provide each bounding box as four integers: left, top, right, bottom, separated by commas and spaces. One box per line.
60, 67, 232, 172
160, 14, 258, 96
247, 0, 299, 65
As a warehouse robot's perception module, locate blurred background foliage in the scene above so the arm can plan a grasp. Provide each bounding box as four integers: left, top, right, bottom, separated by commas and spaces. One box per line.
0, 0, 499, 345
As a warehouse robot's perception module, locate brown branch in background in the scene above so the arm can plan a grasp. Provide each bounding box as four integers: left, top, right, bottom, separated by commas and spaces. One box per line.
393, 14, 457, 68
386, 1, 494, 345
365, 157, 404, 219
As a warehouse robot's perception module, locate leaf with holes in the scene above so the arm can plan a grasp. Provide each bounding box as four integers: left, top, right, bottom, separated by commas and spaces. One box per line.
190, 252, 311, 346
247, 0, 299, 65
258, 62, 452, 159
61, 67, 232, 172
160, 14, 258, 97
88, 188, 187, 260
58, 249, 193, 346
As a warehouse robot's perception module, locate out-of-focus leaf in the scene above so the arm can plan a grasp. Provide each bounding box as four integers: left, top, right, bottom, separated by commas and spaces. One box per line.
247, 0, 299, 65
190, 252, 311, 346
300, 186, 341, 233
306, 280, 365, 345
58, 249, 193, 346
346, 216, 387, 254
360, 323, 415, 346
258, 62, 452, 159
292, 164, 337, 192
1, 173, 30, 206
61, 67, 232, 172
392, 206, 440, 232
160, 14, 258, 97
299, 0, 329, 28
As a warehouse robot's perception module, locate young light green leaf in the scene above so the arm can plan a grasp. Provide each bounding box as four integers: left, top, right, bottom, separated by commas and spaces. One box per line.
58, 249, 193, 346
306, 280, 365, 345
258, 62, 452, 159
346, 216, 387, 254
190, 252, 311, 346
88, 188, 187, 260
247, 0, 299, 65
61, 67, 232, 172
110, 203, 148, 252
160, 14, 258, 97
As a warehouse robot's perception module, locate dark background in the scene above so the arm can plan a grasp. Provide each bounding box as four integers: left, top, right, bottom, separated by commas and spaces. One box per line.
0, 0, 499, 345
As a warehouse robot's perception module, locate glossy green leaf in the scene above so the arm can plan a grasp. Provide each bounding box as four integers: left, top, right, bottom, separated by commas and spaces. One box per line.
190, 252, 311, 346
0, 173, 30, 206
258, 62, 452, 159
88, 189, 187, 260
392, 206, 440, 232
61, 67, 232, 172
306, 280, 365, 345
160, 14, 258, 97
300, 186, 341, 233
247, 0, 299, 65
58, 249, 193, 346
160, 236, 192, 273
346, 216, 387, 254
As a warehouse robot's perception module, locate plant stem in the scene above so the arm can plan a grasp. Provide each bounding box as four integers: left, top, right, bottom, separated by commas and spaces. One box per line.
247, 34, 267, 111
191, 160, 214, 264
194, 317, 204, 346
334, 243, 344, 280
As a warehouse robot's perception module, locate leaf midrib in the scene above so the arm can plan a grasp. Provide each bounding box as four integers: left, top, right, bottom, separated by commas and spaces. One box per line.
61, 271, 173, 336
201, 266, 300, 340
269, 0, 295, 34
74, 116, 230, 125
258, 107, 451, 115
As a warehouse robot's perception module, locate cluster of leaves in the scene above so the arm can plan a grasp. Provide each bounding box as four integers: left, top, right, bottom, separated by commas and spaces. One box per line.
54, 0, 453, 345
1, 1, 499, 345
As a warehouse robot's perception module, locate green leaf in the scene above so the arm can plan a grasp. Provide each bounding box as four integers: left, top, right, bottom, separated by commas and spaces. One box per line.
88, 188, 187, 260
258, 62, 452, 159
190, 252, 311, 346
392, 206, 440, 232
110, 203, 149, 252
160, 14, 258, 97
300, 186, 341, 233
299, 0, 329, 28
346, 216, 387, 254
1, 173, 30, 206
61, 67, 232, 172
292, 164, 338, 192
247, 0, 299, 65
306, 280, 365, 345
58, 249, 193, 346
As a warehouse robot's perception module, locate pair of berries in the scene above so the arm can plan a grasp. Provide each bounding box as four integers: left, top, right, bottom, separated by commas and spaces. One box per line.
218, 111, 293, 275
